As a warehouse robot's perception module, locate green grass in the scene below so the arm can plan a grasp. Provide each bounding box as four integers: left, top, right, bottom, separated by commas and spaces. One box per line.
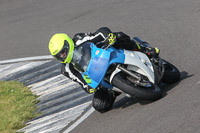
0, 81, 40, 133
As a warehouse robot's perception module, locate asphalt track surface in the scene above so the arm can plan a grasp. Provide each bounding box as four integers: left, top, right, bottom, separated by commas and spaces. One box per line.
1, 0, 200, 133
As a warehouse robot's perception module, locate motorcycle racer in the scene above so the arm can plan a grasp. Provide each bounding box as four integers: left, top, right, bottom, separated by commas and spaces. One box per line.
48, 27, 159, 112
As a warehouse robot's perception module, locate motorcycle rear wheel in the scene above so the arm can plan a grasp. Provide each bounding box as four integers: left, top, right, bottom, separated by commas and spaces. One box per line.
112, 72, 162, 101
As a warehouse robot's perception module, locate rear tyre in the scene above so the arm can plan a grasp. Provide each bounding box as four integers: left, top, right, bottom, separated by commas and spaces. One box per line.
112, 72, 162, 101
92, 89, 116, 113
162, 60, 180, 84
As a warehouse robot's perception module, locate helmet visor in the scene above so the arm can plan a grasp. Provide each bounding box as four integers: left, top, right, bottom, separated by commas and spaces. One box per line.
54, 40, 69, 62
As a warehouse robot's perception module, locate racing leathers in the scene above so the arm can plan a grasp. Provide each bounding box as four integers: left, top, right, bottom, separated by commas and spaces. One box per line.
61, 27, 140, 93
61, 27, 159, 94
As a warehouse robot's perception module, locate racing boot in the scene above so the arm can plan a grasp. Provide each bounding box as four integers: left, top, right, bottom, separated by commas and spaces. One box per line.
132, 37, 160, 58
136, 43, 160, 58
144, 47, 160, 58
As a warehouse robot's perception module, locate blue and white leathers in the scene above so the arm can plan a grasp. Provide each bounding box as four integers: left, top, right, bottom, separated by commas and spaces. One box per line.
82, 42, 155, 89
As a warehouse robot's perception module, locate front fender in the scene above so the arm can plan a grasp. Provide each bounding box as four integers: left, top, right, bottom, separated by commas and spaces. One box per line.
115, 50, 155, 83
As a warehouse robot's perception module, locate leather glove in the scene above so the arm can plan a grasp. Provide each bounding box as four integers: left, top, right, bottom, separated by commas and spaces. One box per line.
106, 33, 117, 45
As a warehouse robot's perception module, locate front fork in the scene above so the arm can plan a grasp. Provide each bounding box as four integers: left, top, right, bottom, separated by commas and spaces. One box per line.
109, 64, 149, 85
109, 56, 165, 87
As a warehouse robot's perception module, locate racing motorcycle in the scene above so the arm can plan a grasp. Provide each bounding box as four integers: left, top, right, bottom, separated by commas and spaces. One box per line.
73, 37, 180, 103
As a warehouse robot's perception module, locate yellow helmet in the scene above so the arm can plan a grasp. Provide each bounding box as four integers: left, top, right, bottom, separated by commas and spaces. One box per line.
49, 33, 74, 63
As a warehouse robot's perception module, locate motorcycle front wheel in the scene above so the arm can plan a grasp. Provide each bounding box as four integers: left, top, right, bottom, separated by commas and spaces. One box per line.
112, 72, 162, 101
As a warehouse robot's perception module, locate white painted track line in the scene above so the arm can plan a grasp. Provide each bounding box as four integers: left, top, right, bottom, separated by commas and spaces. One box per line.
0, 56, 93, 133
0, 55, 53, 65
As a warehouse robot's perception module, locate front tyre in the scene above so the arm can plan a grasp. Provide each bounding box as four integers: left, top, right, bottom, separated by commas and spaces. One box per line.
162, 60, 180, 84
112, 72, 162, 101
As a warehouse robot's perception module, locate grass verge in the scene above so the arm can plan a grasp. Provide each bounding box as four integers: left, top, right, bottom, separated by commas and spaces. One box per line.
0, 81, 40, 133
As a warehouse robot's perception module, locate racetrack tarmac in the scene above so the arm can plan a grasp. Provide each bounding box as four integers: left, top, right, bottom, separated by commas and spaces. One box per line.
1, 0, 200, 132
